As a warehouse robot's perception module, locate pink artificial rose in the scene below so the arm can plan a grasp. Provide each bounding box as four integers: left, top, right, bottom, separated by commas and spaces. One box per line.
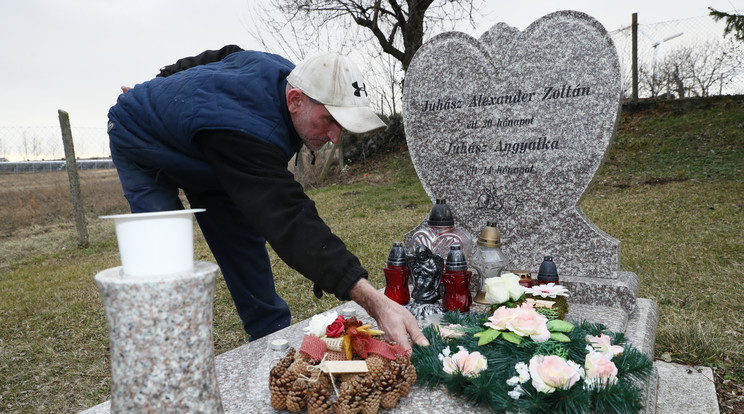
325, 315, 346, 338
485, 306, 515, 330
529, 355, 581, 393
586, 334, 624, 358
585, 352, 618, 386
439, 324, 466, 339
442, 349, 488, 378
507, 303, 550, 342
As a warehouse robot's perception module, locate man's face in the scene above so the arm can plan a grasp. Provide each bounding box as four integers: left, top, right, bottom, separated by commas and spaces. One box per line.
288, 89, 343, 151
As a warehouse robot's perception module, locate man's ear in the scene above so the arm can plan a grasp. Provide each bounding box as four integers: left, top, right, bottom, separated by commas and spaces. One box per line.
286, 88, 304, 114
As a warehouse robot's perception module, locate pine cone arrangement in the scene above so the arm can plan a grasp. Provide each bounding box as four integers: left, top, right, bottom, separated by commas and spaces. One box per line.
269, 332, 417, 413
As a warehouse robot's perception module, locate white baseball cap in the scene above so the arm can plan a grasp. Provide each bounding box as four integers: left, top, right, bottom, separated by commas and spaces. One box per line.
287, 52, 387, 134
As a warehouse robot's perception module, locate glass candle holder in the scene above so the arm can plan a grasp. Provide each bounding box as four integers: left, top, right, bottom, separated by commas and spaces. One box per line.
471, 222, 508, 304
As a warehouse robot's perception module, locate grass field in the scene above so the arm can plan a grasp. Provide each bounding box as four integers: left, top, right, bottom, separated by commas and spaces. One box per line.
1, 96, 742, 413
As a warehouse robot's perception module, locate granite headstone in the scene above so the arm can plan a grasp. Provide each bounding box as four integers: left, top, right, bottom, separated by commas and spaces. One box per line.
403, 11, 622, 279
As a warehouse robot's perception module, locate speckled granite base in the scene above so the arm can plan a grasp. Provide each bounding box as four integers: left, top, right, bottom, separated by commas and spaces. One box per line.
93, 261, 223, 413
560, 271, 640, 314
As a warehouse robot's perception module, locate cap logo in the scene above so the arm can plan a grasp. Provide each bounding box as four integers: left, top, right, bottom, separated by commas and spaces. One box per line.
352, 81, 367, 97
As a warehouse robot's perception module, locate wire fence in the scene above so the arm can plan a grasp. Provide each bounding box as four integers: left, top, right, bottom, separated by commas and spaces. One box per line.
609, 13, 744, 99
0, 126, 110, 163
1, 13, 742, 163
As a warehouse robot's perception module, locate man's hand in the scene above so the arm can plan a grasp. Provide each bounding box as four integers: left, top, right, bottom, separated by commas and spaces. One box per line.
121, 86, 131, 93
348, 278, 429, 353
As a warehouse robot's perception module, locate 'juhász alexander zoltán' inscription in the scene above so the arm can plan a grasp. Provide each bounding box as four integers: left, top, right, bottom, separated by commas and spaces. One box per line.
420, 84, 592, 112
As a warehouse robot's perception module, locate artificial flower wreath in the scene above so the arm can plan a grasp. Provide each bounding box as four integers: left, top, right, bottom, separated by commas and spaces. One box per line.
412, 308, 653, 414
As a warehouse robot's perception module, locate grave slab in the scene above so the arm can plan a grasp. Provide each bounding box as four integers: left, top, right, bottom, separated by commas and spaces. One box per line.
655, 361, 720, 414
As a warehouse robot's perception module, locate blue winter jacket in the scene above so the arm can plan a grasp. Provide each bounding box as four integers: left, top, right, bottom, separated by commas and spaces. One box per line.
108, 50, 303, 165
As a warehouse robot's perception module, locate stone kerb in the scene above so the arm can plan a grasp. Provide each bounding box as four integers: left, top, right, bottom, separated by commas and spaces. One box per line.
402, 11, 623, 280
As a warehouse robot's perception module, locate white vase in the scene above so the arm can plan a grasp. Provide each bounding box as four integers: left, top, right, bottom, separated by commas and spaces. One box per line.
100, 209, 205, 277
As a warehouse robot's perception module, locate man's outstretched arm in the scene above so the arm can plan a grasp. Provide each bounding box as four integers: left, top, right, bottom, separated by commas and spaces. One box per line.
348, 278, 429, 353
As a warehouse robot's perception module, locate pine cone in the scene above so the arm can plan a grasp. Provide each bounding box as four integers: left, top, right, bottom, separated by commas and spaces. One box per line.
307, 381, 333, 414
269, 347, 296, 410
287, 357, 311, 377
365, 354, 389, 381
390, 354, 417, 397
286, 378, 309, 413
378, 371, 400, 409
334, 374, 363, 414
358, 375, 381, 414
399, 364, 417, 397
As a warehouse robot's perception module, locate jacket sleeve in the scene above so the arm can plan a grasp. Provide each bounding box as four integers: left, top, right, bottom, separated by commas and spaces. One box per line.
157, 45, 244, 77
194, 129, 368, 300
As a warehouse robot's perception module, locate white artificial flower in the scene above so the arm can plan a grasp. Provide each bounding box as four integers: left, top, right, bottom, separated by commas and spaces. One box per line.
441, 349, 488, 378
484, 273, 524, 305
525, 283, 570, 298
515, 362, 530, 377
566, 359, 586, 379
302, 311, 338, 337
508, 389, 523, 399
515, 361, 531, 383
438, 345, 452, 361
506, 376, 520, 386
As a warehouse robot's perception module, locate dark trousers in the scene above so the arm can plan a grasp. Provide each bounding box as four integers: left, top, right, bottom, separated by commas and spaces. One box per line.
109, 142, 291, 340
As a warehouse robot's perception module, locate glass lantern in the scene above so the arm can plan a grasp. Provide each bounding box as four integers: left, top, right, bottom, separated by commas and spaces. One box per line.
471, 222, 509, 304
407, 199, 473, 260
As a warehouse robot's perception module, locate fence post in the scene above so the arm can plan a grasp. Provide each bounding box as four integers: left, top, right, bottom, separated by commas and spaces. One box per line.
58, 110, 89, 248
632, 13, 639, 102
319, 144, 339, 183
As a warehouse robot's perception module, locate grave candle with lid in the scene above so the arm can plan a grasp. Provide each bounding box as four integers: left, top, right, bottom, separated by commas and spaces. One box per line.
407, 199, 473, 260
537, 256, 559, 285
442, 244, 472, 313
471, 222, 509, 304
383, 241, 410, 305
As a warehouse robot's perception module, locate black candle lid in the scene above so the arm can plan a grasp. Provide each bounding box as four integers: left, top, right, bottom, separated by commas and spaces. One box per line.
427, 199, 454, 226
537, 256, 558, 280
387, 241, 407, 266
445, 244, 468, 270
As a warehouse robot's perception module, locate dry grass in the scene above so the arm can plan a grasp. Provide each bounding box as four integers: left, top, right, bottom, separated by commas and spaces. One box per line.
0, 169, 125, 237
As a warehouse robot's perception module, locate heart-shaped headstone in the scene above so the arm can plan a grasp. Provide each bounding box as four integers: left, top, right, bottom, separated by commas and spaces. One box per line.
403, 11, 621, 278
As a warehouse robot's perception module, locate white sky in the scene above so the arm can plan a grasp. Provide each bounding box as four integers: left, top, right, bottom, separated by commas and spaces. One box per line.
0, 0, 741, 129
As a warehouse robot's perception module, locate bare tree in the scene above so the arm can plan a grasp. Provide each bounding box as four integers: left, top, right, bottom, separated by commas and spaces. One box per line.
365, 50, 403, 115
251, 0, 485, 72
637, 37, 743, 98
683, 38, 742, 97
637, 66, 661, 98
244, 0, 486, 117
